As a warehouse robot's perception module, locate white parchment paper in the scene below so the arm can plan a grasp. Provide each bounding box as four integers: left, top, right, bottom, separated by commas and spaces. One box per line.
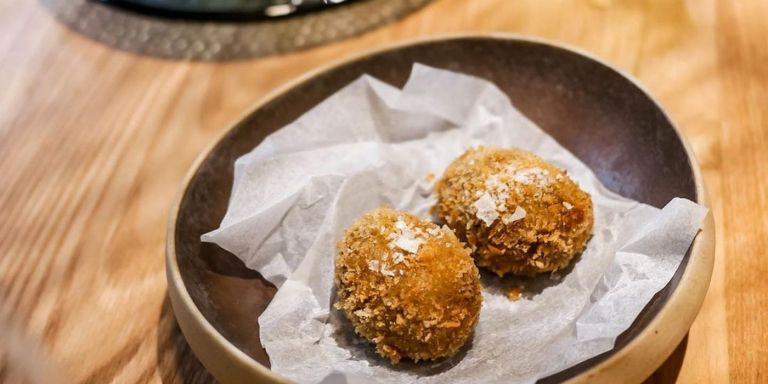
201, 64, 708, 384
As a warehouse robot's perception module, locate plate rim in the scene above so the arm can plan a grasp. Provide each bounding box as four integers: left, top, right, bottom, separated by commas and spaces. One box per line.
165, 33, 715, 384
102, 0, 355, 19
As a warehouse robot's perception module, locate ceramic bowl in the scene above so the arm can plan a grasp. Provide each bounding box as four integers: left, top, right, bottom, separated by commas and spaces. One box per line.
166, 34, 715, 384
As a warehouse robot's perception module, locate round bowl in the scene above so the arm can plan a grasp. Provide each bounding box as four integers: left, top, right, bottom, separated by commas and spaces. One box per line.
105, 0, 354, 18
166, 34, 715, 384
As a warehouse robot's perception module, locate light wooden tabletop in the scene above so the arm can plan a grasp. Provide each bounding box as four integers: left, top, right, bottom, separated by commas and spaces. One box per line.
1, 0, 765, 383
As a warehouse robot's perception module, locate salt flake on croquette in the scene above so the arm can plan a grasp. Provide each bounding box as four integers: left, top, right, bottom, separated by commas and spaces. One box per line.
434, 146, 594, 277
334, 208, 482, 364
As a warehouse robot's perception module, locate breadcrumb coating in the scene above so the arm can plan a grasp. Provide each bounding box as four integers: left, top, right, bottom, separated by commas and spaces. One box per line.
434, 147, 594, 276
334, 208, 482, 364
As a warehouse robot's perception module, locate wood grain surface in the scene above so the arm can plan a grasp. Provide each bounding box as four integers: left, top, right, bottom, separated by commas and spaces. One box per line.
0, 0, 765, 383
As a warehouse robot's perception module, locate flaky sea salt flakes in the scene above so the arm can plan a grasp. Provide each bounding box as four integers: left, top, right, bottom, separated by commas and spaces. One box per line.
563, 201, 573, 210
504, 160, 522, 172
510, 167, 551, 187
380, 267, 396, 277
386, 232, 398, 248
392, 252, 405, 264
426, 227, 441, 237
389, 216, 425, 253
478, 173, 513, 223
387, 218, 425, 254
496, 190, 510, 211
395, 236, 422, 254
368, 257, 399, 278
502, 206, 527, 224
486, 174, 509, 199
496, 182, 510, 196
354, 309, 371, 318
485, 175, 501, 189
473, 192, 499, 226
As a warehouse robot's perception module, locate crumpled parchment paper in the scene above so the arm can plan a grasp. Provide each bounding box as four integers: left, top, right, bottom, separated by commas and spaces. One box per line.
201, 64, 708, 384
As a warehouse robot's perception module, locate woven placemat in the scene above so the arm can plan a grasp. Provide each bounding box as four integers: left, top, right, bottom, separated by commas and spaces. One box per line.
42, 0, 431, 61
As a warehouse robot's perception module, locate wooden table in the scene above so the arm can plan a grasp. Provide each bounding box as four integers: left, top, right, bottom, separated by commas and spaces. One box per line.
1, 0, 765, 382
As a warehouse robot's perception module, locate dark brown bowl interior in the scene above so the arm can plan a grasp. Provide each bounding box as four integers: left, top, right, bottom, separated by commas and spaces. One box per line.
173, 37, 697, 382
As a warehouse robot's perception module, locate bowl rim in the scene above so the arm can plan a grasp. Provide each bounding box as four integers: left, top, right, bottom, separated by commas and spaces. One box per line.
166, 33, 715, 384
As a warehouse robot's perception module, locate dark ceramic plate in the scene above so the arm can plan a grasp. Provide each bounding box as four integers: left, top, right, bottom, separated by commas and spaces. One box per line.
103, 0, 355, 18
167, 35, 714, 384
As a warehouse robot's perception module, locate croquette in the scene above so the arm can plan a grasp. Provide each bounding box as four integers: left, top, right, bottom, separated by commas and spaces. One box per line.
334, 208, 482, 364
434, 147, 594, 277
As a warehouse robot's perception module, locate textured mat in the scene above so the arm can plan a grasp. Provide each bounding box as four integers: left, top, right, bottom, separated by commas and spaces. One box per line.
42, 0, 431, 60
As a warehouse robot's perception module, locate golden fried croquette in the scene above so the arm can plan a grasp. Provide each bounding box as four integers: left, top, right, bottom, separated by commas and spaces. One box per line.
434, 147, 594, 277
334, 208, 482, 364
